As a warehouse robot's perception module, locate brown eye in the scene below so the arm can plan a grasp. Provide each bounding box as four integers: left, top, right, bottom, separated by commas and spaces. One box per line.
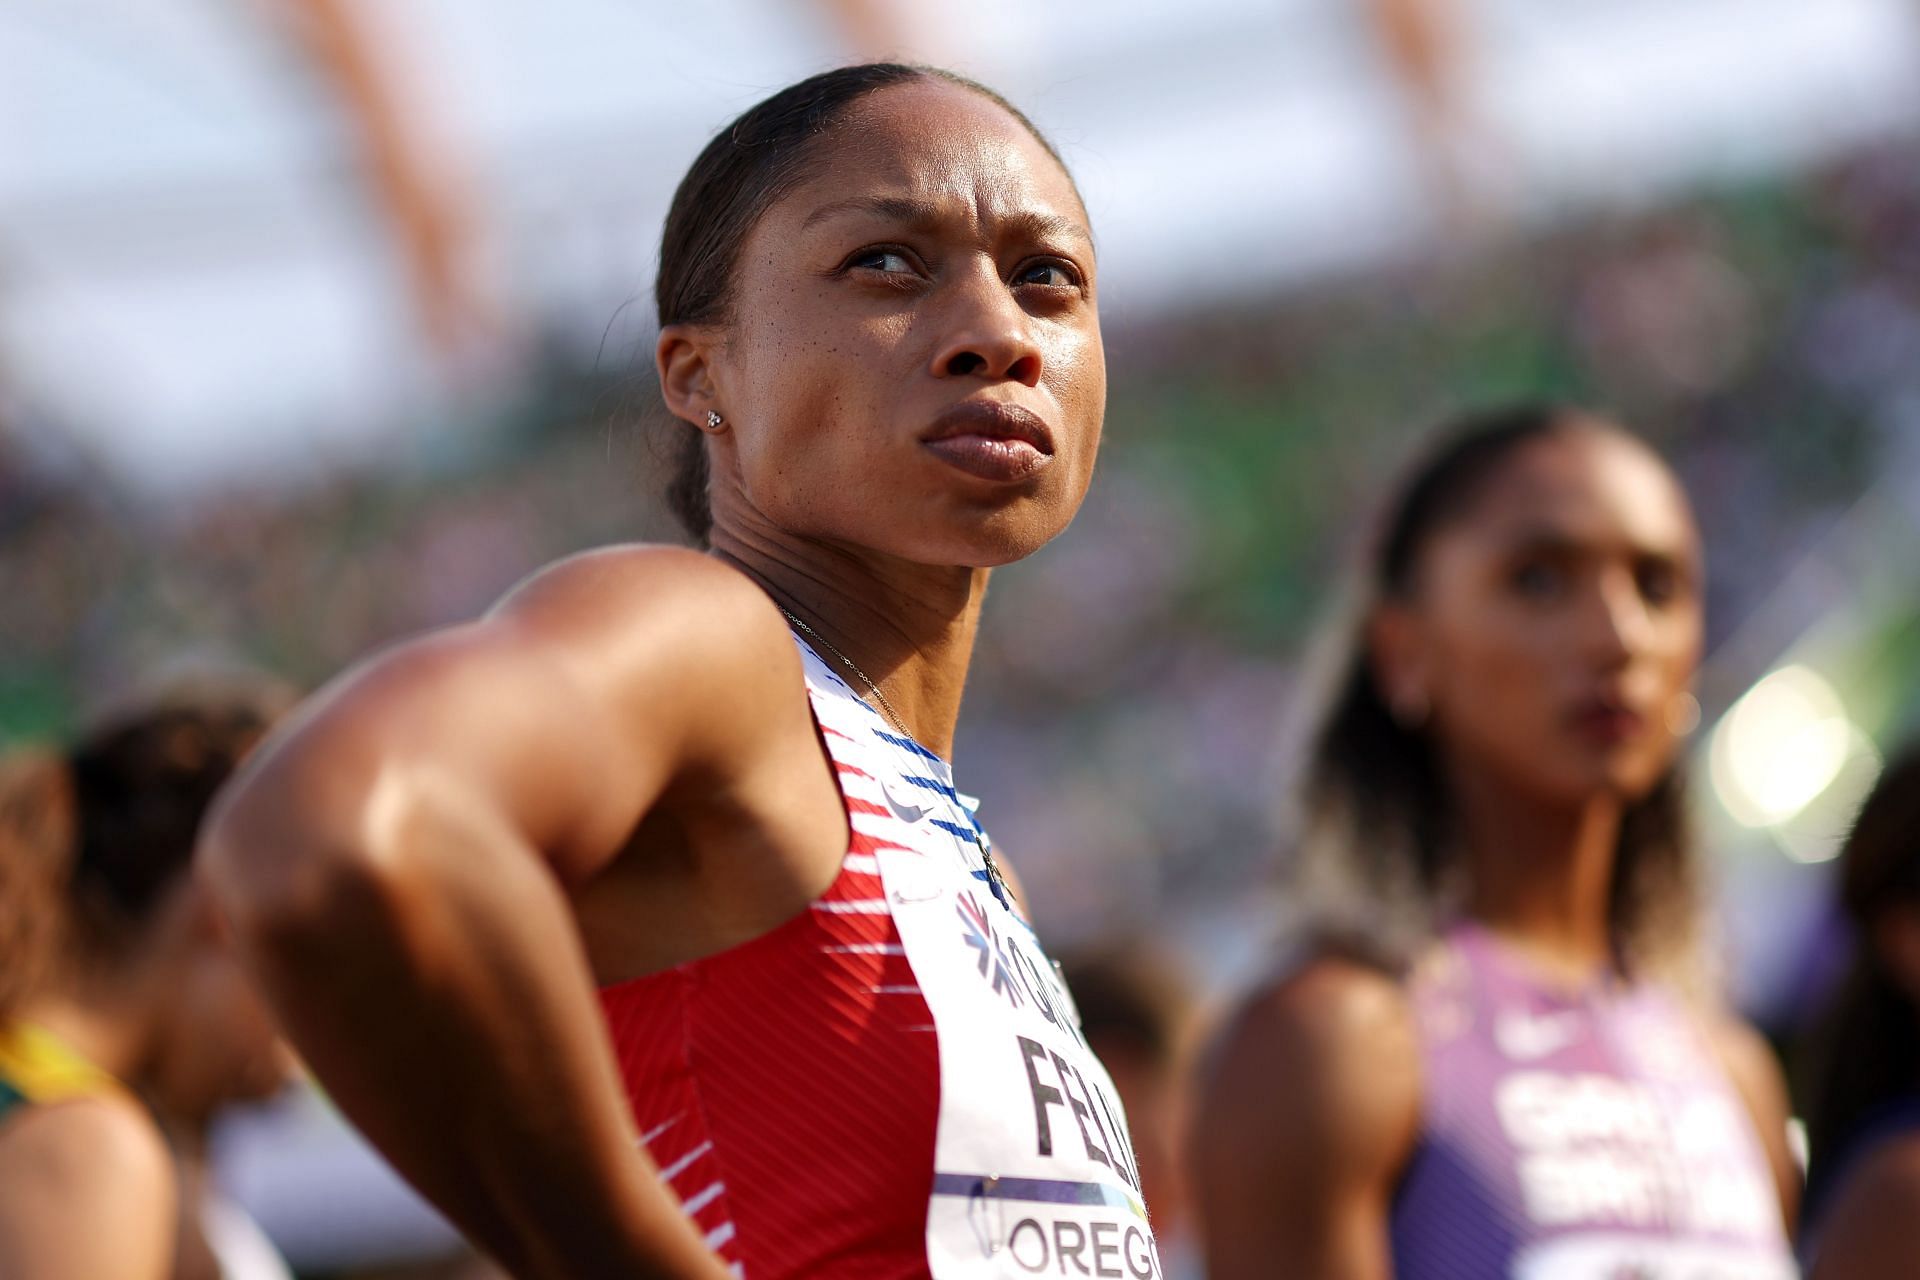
1510, 560, 1566, 602
1014, 259, 1081, 288
1637, 559, 1680, 607
845, 246, 921, 278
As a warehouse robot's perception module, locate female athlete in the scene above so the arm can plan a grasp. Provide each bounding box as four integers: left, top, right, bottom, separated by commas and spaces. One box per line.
1190, 406, 1799, 1279
204, 64, 1156, 1280
0, 687, 291, 1278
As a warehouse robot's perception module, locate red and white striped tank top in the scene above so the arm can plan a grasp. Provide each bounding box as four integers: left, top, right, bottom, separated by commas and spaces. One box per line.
598, 637, 1160, 1279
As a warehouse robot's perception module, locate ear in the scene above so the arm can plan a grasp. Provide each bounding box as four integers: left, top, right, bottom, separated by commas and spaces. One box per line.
656, 322, 726, 430
1872, 904, 1920, 1004
1367, 601, 1431, 727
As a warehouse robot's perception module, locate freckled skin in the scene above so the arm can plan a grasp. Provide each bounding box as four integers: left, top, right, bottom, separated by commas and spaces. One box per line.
1407, 427, 1705, 806
701, 79, 1105, 568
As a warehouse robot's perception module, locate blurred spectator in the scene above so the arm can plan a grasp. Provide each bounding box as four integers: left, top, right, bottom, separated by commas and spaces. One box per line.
1057, 948, 1199, 1277
0, 679, 294, 1279
1799, 745, 1920, 1278
1190, 408, 1798, 1278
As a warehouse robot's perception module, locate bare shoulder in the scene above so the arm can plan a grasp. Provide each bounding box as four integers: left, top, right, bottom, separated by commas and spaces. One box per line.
1209, 953, 1418, 1080
1195, 953, 1421, 1174
0, 1091, 171, 1188
1700, 1007, 1800, 1232
205, 543, 815, 894
0, 1095, 176, 1277
1190, 953, 1421, 1280
1813, 1131, 1920, 1278
243, 545, 792, 735
1702, 1010, 1789, 1107
491, 545, 791, 654
491, 546, 805, 725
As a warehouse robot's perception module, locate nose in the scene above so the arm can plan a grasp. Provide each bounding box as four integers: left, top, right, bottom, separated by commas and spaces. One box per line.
929, 261, 1043, 387
1585, 567, 1648, 669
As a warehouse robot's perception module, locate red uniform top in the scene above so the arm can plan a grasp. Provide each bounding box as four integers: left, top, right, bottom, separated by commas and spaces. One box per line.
599, 639, 1158, 1279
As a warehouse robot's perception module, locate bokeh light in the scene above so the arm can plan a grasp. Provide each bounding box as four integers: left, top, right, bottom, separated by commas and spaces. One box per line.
1709, 664, 1860, 841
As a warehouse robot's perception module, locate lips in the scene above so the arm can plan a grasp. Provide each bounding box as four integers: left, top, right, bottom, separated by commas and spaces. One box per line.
919, 401, 1056, 483
1567, 691, 1648, 746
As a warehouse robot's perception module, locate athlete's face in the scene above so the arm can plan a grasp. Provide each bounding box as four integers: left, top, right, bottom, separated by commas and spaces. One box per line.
669, 79, 1104, 567
1378, 427, 1704, 806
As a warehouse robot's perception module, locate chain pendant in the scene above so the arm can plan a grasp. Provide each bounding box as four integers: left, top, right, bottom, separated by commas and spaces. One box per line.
977, 834, 1012, 909
781, 605, 1014, 914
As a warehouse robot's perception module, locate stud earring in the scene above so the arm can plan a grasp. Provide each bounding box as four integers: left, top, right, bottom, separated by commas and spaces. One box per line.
706, 410, 724, 430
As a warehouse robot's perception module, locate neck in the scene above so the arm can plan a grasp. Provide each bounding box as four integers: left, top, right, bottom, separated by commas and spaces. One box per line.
16, 975, 158, 1082
711, 522, 987, 760
165, 1111, 210, 1162
1450, 766, 1622, 985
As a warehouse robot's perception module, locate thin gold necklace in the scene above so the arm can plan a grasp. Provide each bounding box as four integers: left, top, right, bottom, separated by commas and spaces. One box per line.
778, 606, 1011, 906
779, 608, 911, 739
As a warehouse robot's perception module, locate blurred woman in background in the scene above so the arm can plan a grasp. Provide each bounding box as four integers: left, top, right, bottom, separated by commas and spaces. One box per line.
1800, 744, 1920, 1278
1191, 406, 1799, 1278
204, 62, 1153, 1280
0, 685, 291, 1279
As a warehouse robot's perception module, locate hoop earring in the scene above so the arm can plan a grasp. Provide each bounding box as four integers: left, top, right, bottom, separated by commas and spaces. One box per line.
1666, 691, 1701, 736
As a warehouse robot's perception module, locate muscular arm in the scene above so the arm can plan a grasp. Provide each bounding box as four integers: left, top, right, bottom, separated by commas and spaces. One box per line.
0, 1098, 176, 1279
201, 548, 817, 1280
1188, 957, 1421, 1280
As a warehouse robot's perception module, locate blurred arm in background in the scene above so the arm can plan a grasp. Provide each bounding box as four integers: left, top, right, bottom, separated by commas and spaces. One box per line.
1190, 956, 1421, 1280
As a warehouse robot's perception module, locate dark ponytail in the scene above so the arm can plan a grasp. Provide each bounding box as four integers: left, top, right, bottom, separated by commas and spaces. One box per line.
0, 685, 283, 1008
64, 695, 278, 954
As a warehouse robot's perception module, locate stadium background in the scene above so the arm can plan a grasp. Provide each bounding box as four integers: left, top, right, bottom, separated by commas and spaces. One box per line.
3, 0, 1919, 1271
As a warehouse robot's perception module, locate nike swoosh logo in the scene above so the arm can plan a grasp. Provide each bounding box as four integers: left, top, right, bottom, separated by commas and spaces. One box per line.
1495, 1009, 1583, 1061
879, 779, 928, 824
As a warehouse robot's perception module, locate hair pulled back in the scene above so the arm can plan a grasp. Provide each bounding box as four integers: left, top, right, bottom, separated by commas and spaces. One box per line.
1287, 404, 1699, 980
0, 688, 281, 1016
0, 752, 76, 1018
652, 62, 1068, 545
1801, 745, 1920, 1220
